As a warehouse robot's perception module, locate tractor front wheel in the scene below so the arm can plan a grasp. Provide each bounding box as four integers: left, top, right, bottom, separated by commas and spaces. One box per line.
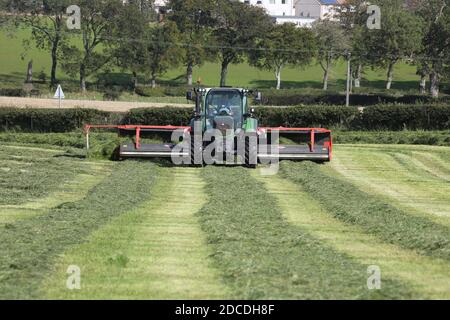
245, 135, 258, 169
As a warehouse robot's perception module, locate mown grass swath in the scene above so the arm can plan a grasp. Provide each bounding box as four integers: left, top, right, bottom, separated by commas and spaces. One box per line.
198, 167, 413, 299
0, 161, 159, 299
329, 145, 450, 227
0, 145, 91, 205
42, 167, 228, 300
280, 162, 450, 261
255, 172, 450, 299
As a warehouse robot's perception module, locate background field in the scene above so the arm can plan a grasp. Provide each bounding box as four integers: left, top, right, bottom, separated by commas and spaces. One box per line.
0, 28, 422, 94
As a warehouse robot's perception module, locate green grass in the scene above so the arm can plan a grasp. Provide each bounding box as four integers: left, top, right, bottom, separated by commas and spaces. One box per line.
42, 167, 228, 299
0, 160, 159, 299
0, 144, 97, 205
254, 171, 450, 299
333, 131, 450, 147
0, 27, 422, 92
281, 161, 450, 261
330, 145, 450, 227
1, 135, 449, 299
197, 166, 413, 299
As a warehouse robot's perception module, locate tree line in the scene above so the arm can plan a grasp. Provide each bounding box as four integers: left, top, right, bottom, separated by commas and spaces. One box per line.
1, 0, 449, 97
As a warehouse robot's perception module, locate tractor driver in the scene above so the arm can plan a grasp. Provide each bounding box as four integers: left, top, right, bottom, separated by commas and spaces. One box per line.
207, 92, 241, 117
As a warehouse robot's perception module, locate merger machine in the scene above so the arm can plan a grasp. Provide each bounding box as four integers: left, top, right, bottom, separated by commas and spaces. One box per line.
84, 87, 333, 166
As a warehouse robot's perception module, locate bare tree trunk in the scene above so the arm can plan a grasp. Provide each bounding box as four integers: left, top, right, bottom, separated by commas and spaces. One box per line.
80, 64, 86, 92
50, 16, 61, 86
26, 60, 33, 83
50, 42, 58, 86
350, 67, 353, 93
323, 68, 329, 91
275, 66, 282, 90
220, 62, 228, 87
419, 74, 427, 94
354, 64, 362, 88
186, 63, 193, 86
151, 73, 157, 88
430, 71, 439, 98
386, 62, 394, 90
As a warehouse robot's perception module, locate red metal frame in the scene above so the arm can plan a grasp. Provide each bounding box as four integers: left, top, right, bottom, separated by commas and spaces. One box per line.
84, 125, 332, 158
84, 125, 190, 150
258, 127, 332, 157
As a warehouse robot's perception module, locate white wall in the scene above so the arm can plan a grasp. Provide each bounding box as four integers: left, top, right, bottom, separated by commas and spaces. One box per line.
273, 16, 316, 27
240, 0, 295, 17
294, 0, 321, 18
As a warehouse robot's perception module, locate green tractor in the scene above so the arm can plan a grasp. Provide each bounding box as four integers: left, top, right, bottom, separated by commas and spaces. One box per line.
85, 87, 333, 166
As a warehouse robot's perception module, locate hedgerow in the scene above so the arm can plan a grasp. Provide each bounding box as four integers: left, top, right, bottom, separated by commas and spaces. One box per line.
0, 104, 449, 132
260, 89, 450, 106
0, 108, 116, 132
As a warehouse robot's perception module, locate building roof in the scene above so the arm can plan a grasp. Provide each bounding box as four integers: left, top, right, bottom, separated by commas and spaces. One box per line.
319, 0, 340, 4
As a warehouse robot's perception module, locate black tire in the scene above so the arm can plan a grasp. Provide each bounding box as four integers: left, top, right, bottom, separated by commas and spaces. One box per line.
245, 134, 258, 169
190, 136, 204, 167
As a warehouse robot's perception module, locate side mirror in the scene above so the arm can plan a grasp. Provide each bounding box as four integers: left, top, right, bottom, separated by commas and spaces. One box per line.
186, 91, 193, 101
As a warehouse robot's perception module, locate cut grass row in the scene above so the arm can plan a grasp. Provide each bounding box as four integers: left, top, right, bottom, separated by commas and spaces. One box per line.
0, 161, 160, 299
329, 145, 450, 227
0, 144, 106, 205
42, 167, 228, 300
280, 161, 450, 261
254, 172, 450, 299
0, 161, 111, 225
198, 166, 413, 299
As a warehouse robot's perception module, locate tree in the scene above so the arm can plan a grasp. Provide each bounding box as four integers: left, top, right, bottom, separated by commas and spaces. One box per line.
210, 0, 273, 87
417, 0, 450, 97
312, 19, 349, 90
168, 0, 216, 86
6, 0, 72, 86
249, 23, 316, 90
364, 0, 423, 90
112, 2, 150, 89
62, 0, 122, 92
335, 0, 371, 88
144, 21, 183, 88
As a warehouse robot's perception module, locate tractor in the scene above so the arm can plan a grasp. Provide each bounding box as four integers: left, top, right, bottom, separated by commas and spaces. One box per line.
84, 87, 333, 166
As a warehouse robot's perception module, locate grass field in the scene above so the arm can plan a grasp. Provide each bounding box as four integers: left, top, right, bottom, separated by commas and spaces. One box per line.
0, 138, 449, 300
0, 27, 422, 94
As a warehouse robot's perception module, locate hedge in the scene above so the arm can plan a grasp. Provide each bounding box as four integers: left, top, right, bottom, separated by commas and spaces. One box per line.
358, 104, 450, 130
134, 86, 191, 98
0, 104, 449, 132
124, 105, 450, 130
259, 89, 450, 106
0, 108, 115, 132
255, 106, 360, 128
123, 107, 192, 126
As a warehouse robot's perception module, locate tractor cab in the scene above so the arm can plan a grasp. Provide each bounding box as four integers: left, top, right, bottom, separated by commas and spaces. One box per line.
205, 89, 245, 133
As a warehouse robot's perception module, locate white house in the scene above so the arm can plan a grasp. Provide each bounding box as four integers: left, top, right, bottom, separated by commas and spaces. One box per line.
240, 0, 345, 27
272, 15, 316, 27
240, 0, 296, 17
294, 0, 345, 20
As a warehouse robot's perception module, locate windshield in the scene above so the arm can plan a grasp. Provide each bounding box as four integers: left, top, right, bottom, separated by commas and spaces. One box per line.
205, 90, 243, 127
